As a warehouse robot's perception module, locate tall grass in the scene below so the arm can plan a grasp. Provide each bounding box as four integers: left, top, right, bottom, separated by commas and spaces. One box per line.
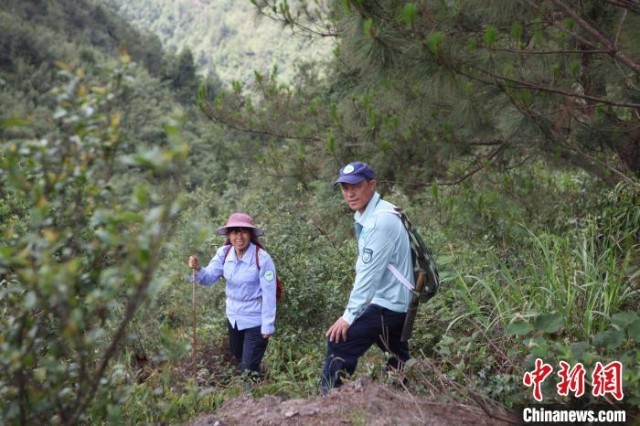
514, 224, 634, 337
432, 184, 639, 407
445, 214, 637, 339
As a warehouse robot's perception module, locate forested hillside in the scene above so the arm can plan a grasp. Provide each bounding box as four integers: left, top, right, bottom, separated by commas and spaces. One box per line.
1, 0, 638, 425
101, 0, 335, 85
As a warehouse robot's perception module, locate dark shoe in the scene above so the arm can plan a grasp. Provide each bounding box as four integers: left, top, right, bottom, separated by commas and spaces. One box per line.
319, 380, 331, 396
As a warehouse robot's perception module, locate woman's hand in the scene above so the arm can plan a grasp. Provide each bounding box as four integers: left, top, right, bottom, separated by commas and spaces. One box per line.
262, 334, 272, 340
188, 255, 200, 271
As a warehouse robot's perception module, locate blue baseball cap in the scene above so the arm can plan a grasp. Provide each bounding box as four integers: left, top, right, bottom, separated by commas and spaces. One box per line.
332, 162, 376, 186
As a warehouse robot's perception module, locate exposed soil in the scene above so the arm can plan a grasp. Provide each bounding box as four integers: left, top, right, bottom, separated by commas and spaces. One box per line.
185, 376, 519, 426
144, 341, 520, 426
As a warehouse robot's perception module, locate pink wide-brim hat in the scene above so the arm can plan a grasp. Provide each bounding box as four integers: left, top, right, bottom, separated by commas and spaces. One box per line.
216, 212, 264, 236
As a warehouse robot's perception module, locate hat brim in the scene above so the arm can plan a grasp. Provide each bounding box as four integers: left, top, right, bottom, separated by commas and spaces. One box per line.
332, 174, 366, 186
216, 226, 264, 236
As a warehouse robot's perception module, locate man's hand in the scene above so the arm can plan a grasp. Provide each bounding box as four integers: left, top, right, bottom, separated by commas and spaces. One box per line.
326, 317, 350, 343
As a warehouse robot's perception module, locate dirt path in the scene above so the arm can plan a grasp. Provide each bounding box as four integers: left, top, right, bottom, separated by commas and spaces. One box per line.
186, 377, 519, 425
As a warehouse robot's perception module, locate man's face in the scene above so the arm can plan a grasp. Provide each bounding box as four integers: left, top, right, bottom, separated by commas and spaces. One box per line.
340, 179, 376, 213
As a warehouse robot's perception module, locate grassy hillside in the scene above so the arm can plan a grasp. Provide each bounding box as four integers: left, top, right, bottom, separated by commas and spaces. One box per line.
2, 1, 638, 424
100, 0, 335, 85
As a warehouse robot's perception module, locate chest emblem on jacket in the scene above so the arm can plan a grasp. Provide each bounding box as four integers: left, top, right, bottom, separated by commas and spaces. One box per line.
362, 248, 373, 263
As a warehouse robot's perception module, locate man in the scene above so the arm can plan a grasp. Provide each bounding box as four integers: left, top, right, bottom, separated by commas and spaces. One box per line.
321, 161, 414, 394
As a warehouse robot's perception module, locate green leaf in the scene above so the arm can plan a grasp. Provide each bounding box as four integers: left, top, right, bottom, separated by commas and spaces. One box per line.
569, 60, 581, 77
426, 32, 444, 55
95, 229, 116, 245
592, 330, 626, 349
627, 318, 640, 342
25, 291, 37, 309
506, 319, 533, 336
466, 37, 478, 52
533, 313, 564, 333
135, 185, 150, 205
390, 115, 398, 130
0, 117, 31, 130
564, 18, 575, 30
363, 18, 376, 38
511, 22, 523, 42
401, 3, 418, 28
326, 135, 335, 154
484, 25, 498, 46
569, 342, 592, 358
520, 89, 533, 107
463, 81, 474, 97
611, 311, 639, 328
122, 148, 165, 170
34, 367, 47, 382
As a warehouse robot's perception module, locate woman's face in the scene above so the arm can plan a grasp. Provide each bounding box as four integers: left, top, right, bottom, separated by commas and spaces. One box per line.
228, 228, 251, 252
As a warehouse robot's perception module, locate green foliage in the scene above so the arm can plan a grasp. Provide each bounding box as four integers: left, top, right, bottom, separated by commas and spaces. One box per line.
103, 0, 334, 85
206, 0, 640, 189
2, 0, 639, 422
426, 32, 444, 55
0, 0, 166, 77
400, 3, 417, 28
429, 180, 639, 408
163, 48, 203, 105
483, 25, 498, 47
0, 58, 188, 424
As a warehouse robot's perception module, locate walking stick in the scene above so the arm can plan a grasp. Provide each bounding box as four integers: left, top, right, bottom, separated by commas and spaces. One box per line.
192, 267, 197, 379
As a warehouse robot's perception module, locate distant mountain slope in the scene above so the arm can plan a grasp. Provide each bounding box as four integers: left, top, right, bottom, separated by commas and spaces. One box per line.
0, 0, 166, 77
100, 0, 334, 85
0, 0, 171, 129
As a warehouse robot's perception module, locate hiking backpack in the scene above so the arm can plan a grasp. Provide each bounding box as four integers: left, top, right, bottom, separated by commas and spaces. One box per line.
223, 244, 284, 302
384, 207, 440, 302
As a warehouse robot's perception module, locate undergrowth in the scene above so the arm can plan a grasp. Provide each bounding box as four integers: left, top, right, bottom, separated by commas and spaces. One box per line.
115, 172, 639, 423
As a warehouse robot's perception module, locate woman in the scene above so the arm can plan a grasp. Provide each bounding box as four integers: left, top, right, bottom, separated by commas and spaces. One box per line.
188, 212, 277, 375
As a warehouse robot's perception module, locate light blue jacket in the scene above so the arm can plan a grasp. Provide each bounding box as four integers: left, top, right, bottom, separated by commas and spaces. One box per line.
343, 192, 414, 325
194, 243, 277, 335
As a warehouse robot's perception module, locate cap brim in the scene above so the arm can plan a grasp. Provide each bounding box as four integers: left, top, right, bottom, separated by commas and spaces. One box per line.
332, 175, 366, 186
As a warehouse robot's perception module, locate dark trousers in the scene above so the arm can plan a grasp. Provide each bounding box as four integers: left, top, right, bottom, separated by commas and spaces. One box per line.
227, 321, 268, 374
321, 304, 410, 392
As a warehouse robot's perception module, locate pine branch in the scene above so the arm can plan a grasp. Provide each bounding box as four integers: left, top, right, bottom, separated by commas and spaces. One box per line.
605, 0, 640, 14
250, 0, 338, 38
492, 47, 610, 55
458, 64, 640, 110
497, 80, 624, 186
199, 101, 322, 143
549, 0, 640, 74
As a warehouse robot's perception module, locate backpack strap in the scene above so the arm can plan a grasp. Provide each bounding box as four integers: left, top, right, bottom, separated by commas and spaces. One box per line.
374, 208, 417, 294
387, 263, 415, 292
